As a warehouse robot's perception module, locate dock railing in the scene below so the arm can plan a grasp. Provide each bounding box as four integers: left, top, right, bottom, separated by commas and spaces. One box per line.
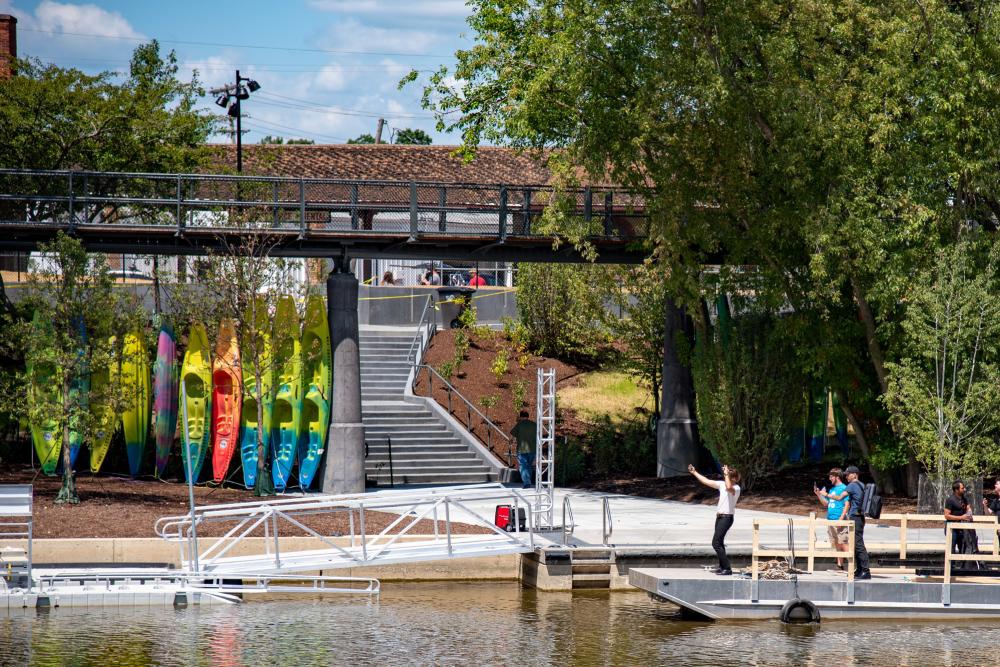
943, 522, 1000, 604
866, 513, 1000, 561
751, 517, 856, 580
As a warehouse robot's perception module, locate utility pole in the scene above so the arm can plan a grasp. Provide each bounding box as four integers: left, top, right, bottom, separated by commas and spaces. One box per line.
374, 118, 385, 144
210, 70, 261, 172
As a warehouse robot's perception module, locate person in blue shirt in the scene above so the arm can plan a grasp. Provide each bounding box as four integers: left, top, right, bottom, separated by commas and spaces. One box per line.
814, 468, 849, 570
820, 465, 871, 579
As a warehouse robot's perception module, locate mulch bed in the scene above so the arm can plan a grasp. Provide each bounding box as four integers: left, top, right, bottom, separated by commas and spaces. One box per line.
413, 328, 590, 463
0, 465, 490, 539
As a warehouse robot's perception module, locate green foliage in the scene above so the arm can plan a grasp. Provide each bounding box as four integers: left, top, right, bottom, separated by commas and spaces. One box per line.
609, 261, 667, 416
555, 437, 586, 486
511, 379, 528, 414
347, 133, 375, 144
456, 298, 478, 329
0, 42, 215, 172
514, 263, 610, 361
490, 347, 510, 384
690, 302, 807, 490
394, 128, 433, 145
884, 241, 1000, 479
413, 0, 1000, 490
1, 234, 145, 502
258, 135, 314, 145
437, 359, 456, 381
587, 415, 656, 478
479, 392, 500, 417
452, 329, 470, 376
501, 316, 530, 353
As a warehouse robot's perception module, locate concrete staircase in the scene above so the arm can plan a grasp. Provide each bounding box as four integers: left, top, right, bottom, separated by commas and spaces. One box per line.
360, 328, 500, 486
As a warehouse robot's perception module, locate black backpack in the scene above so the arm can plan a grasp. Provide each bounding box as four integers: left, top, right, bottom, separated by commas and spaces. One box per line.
861, 482, 882, 519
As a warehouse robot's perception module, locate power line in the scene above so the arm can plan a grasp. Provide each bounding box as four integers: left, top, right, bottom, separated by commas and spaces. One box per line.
36, 56, 435, 74
243, 118, 350, 143
21, 27, 454, 58
253, 93, 437, 120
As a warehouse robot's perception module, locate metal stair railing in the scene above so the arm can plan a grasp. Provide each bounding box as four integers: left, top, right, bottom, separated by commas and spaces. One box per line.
404, 294, 436, 393
561, 495, 576, 546
415, 364, 513, 465
602, 497, 614, 546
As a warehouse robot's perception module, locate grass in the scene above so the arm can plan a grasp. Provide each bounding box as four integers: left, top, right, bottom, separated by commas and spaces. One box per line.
558, 370, 652, 423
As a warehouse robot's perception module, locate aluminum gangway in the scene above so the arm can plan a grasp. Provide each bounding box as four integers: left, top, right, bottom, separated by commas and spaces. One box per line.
155, 483, 544, 575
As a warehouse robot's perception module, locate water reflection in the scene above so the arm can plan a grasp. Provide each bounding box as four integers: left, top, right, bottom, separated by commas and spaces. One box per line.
2, 584, 1000, 666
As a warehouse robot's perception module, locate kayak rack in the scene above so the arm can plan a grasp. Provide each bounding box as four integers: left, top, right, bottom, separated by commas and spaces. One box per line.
155, 483, 543, 575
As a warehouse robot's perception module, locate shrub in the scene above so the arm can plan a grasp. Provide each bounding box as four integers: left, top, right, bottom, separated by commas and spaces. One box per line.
587, 414, 656, 478
512, 378, 528, 414
518, 353, 529, 369
457, 298, 477, 329
437, 360, 455, 380
555, 437, 586, 485
491, 347, 510, 384
479, 393, 500, 417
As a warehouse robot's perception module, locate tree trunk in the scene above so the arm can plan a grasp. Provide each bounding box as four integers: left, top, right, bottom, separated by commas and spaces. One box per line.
55, 378, 79, 504
851, 279, 889, 395
834, 388, 896, 495
152, 256, 162, 315
252, 366, 274, 497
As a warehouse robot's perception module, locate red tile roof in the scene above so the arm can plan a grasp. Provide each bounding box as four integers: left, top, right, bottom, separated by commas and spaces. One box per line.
207, 144, 611, 186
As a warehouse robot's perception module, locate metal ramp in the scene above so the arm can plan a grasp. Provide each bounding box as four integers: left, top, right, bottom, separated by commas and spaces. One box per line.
155, 483, 542, 575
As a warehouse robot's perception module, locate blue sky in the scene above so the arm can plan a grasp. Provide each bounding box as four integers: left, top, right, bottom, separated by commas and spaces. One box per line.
0, 0, 472, 144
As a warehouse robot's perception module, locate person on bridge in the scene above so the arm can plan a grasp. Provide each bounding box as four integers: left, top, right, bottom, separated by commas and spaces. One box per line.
983, 479, 1000, 516
420, 266, 442, 286
467, 269, 487, 287
511, 414, 537, 489
814, 467, 850, 570
842, 466, 872, 579
945, 480, 975, 557
688, 463, 741, 576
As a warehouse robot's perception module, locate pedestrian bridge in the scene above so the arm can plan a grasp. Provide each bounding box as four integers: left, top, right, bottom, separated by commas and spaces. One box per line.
0, 169, 649, 264
154, 483, 545, 575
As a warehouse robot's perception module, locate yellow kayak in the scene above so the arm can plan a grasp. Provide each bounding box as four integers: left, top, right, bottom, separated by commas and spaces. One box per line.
180, 323, 212, 482
120, 331, 151, 477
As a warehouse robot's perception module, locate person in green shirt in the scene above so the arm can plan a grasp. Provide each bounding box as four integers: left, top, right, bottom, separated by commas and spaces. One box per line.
511, 415, 537, 489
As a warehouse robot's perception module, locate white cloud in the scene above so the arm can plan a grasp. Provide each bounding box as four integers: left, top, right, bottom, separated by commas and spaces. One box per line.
323, 18, 437, 55
33, 0, 143, 39
308, 0, 469, 19
313, 63, 349, 92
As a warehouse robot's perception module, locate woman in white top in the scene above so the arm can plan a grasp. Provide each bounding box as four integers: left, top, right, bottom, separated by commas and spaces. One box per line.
688, 463, 742, 575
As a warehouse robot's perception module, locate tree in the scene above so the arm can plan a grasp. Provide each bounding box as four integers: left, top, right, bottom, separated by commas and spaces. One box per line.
394, 128, 432, 145
1, 234, 143, 503
347, 133, 375, 144
610, 261, 666, 417
514, 262, 609, 361
412, 1, 1000, 493
259, 135, 315, 145
884, 240, 1000, 484
0, 41, 215, 172
689, 300, 807, 489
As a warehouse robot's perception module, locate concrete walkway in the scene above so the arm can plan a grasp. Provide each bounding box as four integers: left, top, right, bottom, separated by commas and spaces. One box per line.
458, 486, 956, 555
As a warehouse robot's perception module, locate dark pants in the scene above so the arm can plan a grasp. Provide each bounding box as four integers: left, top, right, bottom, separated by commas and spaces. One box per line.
713, 514, 734, 570
853, 515, 870, 573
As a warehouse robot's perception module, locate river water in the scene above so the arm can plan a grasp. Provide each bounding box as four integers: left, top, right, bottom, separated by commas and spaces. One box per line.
3, 582, 1000, 666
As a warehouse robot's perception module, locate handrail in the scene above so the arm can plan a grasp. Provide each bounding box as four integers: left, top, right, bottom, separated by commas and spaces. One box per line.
416, 363, 513, 465
405, 294, 435, 367
602, 497, 613, 545
561, 496, 576, 546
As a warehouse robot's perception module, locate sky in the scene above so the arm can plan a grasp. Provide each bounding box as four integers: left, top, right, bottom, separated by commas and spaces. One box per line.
0, 0, 472, 144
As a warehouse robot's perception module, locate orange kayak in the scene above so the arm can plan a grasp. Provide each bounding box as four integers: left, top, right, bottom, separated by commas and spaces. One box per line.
211, 318, 242, 483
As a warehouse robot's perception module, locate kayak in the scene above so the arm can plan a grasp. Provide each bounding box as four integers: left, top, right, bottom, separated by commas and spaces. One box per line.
120, 331, 151, 477
297, 294, 331, 489
27, 312, 61, 476
152, 324, 179, 477
271, 296, 302, 491
88, 337, 117, 473
239, 297, 273, 490
211, 318, 242, 483
180, 323, 212, 483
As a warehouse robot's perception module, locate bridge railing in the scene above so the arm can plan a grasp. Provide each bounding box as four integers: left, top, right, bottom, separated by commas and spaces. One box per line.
0, 169, 649, 242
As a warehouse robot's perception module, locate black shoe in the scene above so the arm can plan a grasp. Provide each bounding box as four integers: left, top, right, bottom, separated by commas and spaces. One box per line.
856, 571, 872, 580
714, 568, 733, 576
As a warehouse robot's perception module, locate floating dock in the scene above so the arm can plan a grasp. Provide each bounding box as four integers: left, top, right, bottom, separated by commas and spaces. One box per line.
630, 567, 1000, 621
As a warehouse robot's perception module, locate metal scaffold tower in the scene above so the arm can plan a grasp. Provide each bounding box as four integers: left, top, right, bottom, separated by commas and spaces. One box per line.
534, 367, 556, 528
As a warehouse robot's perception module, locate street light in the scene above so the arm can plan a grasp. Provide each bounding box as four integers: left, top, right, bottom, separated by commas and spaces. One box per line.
209, 70, 261, 173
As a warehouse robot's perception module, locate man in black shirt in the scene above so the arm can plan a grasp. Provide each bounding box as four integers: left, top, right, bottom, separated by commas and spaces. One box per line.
843, 466, 871, 579
944, 480, 974, 555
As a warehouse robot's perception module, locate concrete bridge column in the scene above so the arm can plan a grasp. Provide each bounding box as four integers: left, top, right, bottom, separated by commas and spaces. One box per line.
321, 256, 366, 494
656, 298, 699, 477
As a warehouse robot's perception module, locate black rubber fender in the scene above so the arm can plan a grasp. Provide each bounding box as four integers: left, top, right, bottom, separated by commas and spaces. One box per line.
779, 598, 820, 624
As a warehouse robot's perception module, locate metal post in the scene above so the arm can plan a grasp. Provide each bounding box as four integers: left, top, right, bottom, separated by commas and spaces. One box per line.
523, 189, 532, 235
176, 175, 183, 234
271, 511, 281, 568
299, 179, 306, 237
350, 183, 359, 230
438, 186, 447, 232
67, 171, 75, 233
444, 498, 453, 556
359, 506, 368, 561
409, 181, 419, 241
387, 435, 394, 488
180, 381, 200, 573
603, 191, 613, 236
235, 70, 243, 173
273, 181, 280, 227
583, 186, 592, 222
498, 186, 508, 241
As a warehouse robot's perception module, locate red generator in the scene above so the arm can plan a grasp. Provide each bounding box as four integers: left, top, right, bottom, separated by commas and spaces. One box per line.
494, 504, 527, 532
